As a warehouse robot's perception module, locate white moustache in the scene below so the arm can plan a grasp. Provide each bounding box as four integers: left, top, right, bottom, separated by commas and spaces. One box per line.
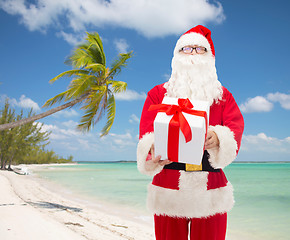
165, 53, 222, 105
172, 53, 215, 69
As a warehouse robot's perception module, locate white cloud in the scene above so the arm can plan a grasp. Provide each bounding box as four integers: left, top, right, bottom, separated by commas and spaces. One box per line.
115, 89, 146, 101
0, 94, 10, 104
61, 120, 78, 128
0, 0, 225, 38
41, 123, 82, 140
53, 109, 79, 118
34, 122, 69, 139
114, 38, 129, 53
129, 114, 140, 124
56, 31, 86, 46
77, 138, 91, 150
0, 0, 64, 32
36, 122, 57, 132
35, 119, 290, 162
0, 94, 40, 111
108, 132, 135, 148
239, 96, 273, 113
17, 95, 41, 111
241, 133, 290, 154
267, 92, 290, 110
163, 73, 171, 81
240, 92, 290, 113
36, 119, 138, 160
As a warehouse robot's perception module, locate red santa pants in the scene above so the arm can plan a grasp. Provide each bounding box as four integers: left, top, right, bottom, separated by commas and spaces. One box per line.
154, 213, 227, 240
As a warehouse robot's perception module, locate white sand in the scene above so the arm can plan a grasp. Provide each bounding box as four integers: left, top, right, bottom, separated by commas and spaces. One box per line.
0, 164, 243, 240
0, 165, 154, 240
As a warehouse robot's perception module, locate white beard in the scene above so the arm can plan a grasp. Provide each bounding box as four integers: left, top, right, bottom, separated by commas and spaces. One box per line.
164, 52, 223, 106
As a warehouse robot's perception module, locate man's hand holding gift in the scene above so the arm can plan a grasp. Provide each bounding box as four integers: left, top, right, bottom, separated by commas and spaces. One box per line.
150, 144, 172, 166
204, 130, 220, 150
150, 130, 219, 166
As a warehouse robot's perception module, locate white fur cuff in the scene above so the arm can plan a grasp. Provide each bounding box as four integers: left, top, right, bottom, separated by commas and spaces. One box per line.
137, 132, 164, 176
207, 125, 238, 169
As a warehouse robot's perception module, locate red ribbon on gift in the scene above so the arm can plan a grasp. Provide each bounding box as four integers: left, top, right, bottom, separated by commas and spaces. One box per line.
149, 98, 208, 162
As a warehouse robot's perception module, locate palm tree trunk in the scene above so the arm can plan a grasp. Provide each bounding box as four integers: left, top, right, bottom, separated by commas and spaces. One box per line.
0, 98, 83, 131
7, 152, 15, 171
0, 155, 5, 170
1, 156, 7, 170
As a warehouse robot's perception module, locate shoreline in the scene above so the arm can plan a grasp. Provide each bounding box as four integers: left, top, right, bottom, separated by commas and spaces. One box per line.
22, 161, 290, 165
0, 164, 155, 240
0, 163, 260, 240
30, 164, 153, 227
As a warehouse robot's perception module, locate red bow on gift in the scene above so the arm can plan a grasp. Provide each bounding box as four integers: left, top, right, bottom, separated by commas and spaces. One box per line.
149, 98, 208, 163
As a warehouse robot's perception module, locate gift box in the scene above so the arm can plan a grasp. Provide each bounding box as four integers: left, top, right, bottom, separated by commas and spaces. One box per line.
151, 97, 210, 165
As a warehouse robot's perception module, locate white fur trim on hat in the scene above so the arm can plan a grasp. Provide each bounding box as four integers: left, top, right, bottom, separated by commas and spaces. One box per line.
137, 132, 164, 176
207, 125, 238, 169
174, 32, 213, 57
147, 171, 234, 218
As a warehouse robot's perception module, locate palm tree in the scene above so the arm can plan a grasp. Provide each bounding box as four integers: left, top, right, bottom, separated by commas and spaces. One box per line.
0, 32, 132, 136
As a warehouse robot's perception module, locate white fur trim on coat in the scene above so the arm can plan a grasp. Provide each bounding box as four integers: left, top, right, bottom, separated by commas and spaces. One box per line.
137, 132, 164, 176
147, 171, 234, 218
207, 125, 238, 169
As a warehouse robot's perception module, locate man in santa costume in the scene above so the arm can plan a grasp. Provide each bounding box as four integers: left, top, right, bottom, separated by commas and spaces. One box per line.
137, 25, 244, 240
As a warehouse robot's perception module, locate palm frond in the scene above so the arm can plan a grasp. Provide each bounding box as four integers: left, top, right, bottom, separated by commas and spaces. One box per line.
86, 32, 106, 66
77, 89, 107, 131
43, 90, 70, 108
66, 75, 95, 99
42, 31, 132, 137
85, 63, 106, 75
107, 51, 132, 79
67, 47, 93, 69
49, 69, 90, 83
101, 93, 116, 136
65, 33, 106, 69
80, 86, 107, 110
77, 104, 101, 131
108, 80, 127, 93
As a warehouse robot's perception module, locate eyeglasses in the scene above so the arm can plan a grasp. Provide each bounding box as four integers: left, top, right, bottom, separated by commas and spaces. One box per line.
179, 46, 207, 54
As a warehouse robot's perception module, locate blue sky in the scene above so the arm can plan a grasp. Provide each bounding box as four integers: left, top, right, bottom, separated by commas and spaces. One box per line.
0, 0, 289, 162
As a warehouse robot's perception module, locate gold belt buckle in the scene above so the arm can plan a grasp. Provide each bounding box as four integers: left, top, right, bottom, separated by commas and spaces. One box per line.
185, 163, 202, 171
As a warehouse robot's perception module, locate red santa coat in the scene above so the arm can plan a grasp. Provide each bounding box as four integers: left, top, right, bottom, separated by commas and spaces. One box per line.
137, 83, 244, 218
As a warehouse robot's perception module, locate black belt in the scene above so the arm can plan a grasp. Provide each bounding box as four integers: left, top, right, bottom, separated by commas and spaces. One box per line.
163, 150, 220, 172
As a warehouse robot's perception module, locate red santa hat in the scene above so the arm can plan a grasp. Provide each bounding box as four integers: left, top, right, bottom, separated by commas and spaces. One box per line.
174, 25, 215, 57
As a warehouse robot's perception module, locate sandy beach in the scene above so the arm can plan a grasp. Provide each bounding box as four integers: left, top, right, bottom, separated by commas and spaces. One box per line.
2, 163, 283, 240
0, 165, 154, 240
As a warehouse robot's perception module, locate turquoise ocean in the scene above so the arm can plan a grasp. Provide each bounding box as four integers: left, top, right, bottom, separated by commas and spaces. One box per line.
34, 162, 290, 240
